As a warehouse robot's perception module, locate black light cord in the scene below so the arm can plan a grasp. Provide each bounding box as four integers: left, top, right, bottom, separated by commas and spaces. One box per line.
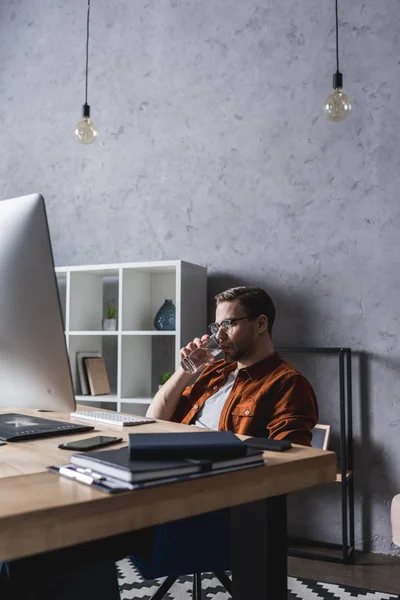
335, 0, 340, 74
85, 0, 91, 106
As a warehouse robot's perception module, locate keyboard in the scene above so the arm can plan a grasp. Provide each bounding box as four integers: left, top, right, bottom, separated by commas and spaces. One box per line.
70, 411, 156, 427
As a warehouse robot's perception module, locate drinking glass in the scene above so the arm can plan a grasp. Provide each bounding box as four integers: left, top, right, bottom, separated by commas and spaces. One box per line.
180, 335, 222, 374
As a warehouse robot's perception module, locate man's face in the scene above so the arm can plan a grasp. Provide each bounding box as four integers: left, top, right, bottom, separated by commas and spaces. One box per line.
213, 300, 259, 364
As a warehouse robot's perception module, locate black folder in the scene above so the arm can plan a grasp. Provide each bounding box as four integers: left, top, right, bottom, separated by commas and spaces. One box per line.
71, 447, 205, 483
128, 430, 248, 460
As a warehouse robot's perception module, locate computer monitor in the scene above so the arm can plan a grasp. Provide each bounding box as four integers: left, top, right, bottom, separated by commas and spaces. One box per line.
0, 193, 76, 412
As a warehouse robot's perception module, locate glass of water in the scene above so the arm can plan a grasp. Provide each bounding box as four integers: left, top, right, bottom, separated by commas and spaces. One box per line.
180, 335, 222, 375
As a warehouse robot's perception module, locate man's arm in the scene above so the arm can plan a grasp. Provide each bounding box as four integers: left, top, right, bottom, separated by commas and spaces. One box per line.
146, 334, 210, 420
146, 367, 194, 420
267, 375, 318, 446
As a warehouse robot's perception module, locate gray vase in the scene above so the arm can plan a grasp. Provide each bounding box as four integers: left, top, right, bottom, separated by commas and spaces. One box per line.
154, 299, 176, 331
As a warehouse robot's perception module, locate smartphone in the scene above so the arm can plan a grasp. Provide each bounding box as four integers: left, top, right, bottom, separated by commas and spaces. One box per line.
244, 437, 292, 452
58, 435, 123, 451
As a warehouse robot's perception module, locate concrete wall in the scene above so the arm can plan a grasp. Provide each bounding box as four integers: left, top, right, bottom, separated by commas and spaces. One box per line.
1, 0, 399, 554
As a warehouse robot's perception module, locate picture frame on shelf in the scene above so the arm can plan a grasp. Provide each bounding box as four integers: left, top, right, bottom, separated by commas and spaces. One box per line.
76, 351, 101, 395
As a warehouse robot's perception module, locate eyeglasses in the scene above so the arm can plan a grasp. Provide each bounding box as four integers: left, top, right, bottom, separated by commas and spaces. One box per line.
208, 316, 251, 335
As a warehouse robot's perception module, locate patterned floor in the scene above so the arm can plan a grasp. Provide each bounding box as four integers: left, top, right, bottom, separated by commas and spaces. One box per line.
116, 558, 400, 600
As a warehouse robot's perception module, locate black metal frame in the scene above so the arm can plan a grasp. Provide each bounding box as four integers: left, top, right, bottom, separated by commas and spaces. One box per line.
276, 346, 355, 564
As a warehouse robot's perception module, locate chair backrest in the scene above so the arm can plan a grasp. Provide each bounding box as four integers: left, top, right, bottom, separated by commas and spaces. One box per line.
311, 424, 331, 450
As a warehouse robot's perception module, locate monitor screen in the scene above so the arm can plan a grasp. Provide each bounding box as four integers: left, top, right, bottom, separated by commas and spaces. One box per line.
0, 193, 76, 412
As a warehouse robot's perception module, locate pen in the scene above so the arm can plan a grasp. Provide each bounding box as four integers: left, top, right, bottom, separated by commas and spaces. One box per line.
59, 466, 95, 485
75, 467, 106, 481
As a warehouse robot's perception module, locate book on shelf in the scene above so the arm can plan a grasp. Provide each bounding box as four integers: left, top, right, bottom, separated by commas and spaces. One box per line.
76, 351, 101, 395
84, 357, 110, 396
70, 445, 265, 484
128, 430, 249, 461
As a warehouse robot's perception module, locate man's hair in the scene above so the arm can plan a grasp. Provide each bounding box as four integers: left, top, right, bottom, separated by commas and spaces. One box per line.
215, 286, 276, 334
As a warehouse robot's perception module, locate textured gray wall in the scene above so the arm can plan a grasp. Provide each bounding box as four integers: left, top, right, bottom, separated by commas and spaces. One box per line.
1, 0, 400, 555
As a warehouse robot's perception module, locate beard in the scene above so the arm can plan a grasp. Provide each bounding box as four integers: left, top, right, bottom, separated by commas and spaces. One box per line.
222, 341, 251, 364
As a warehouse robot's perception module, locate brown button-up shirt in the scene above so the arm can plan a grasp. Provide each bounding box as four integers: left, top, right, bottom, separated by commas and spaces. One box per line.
171, 353, 318, 446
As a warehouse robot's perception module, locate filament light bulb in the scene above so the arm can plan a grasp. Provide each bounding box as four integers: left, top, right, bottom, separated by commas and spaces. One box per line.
324, 72, 352, 123
324, 88, 352, 122
75, 104, 98, 144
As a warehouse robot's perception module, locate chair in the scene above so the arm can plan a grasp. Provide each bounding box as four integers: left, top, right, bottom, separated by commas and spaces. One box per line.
391, 494, 400, 547
130, 427, 331, 599
129, 508, 232, 600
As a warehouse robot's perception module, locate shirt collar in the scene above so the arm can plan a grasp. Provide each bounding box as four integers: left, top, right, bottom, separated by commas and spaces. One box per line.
215, 352, 281, 381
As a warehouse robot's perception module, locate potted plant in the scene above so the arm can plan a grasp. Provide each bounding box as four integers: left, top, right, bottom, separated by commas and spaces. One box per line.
158, 371, 172, 390
103, 303, 117, 331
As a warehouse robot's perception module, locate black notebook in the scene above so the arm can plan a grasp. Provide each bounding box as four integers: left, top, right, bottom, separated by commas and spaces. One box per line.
71, 447, 204, 482
0, 413, 94, 442
128, 430, 248, 460
71, 445, 265, 483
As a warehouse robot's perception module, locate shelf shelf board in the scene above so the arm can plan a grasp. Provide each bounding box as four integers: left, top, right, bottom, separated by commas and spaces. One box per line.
121, 331, 176, 336
55, 260, 191, 275
66, 330, 176, 336
75, 395, 119, 402
56, 266, 120, 277
335, 470, 352, 483
119, 398, 152, 405
75, 396, 152, 405
67, 331, 118, 336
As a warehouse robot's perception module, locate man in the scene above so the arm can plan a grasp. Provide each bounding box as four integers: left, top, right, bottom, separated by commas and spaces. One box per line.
147, 286, 318, 446
128, 286, 318, 581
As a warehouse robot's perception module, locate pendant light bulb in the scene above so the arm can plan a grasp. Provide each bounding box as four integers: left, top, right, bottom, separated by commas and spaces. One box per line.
75, 104, 98, 144
324, 0, 352, 122
324, 73, 352, 122
75, 0, 98, 144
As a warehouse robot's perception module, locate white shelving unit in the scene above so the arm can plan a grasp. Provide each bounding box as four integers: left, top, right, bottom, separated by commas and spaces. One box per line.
56, 260, 207, 416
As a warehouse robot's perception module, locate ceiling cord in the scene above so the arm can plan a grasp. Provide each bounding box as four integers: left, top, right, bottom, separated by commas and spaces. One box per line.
85, 0, 91, 106
335, 0, 340, 74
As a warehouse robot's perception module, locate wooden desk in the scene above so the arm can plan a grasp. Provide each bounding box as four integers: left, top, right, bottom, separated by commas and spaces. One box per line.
0, 407, 336, 599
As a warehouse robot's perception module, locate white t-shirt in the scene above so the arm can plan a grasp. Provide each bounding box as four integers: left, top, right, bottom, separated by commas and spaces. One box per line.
193, 369, 238, 430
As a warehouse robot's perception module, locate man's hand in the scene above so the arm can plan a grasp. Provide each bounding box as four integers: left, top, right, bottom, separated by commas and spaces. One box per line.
146, 337, 208, 420
179, 335, 210, 361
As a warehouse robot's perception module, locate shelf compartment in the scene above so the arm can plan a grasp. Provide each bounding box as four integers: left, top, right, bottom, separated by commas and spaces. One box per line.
68, 335, 117, 397
69, 271, 119, 331
121, 268, 176, 331
121, 335, 175, 398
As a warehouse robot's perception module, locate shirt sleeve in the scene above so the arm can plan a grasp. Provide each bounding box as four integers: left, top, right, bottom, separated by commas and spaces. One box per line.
169, 362, 227, 424
170, 383, 196, 423
266, 375, 319, 446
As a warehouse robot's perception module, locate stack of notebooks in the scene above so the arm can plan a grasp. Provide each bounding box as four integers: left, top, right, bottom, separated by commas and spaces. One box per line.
49, 431, 267, 493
